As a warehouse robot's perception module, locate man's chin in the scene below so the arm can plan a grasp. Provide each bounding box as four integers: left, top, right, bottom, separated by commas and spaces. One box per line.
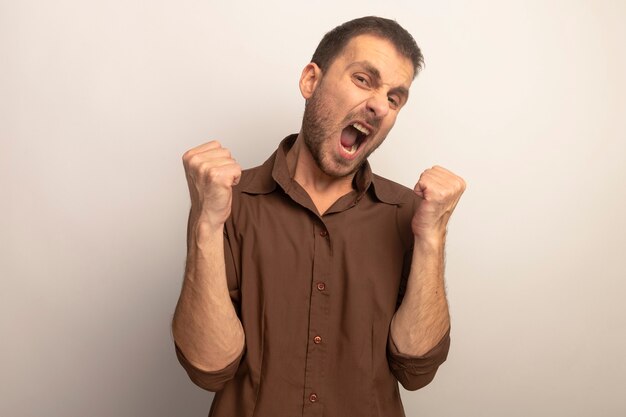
320, 156, 364, 179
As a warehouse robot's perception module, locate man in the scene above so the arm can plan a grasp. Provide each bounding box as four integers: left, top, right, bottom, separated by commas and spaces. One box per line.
173, 16, 465, 417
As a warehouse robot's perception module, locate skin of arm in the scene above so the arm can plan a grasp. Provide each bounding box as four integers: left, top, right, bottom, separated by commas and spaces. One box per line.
172, 141, 245, 372
389, 165, 465, 356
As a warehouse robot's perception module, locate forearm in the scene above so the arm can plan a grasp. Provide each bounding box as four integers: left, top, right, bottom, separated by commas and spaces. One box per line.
390, 235, 450, 356
172, 212, 244, 371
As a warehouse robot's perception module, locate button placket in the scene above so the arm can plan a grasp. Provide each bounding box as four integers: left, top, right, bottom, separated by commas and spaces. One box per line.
303, 221, 331, 414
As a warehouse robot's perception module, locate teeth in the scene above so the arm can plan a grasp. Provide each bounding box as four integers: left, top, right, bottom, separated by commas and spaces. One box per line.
352, 122, 370, 136
343, 143, 358, 154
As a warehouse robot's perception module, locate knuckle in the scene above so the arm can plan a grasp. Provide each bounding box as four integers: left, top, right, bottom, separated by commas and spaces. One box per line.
207, 167, 220, 180
206, 166, 227, 183
188, 153, 203, 169
198, 161, 214, 176
182, 150, 193, 165
453, 178, 465, 192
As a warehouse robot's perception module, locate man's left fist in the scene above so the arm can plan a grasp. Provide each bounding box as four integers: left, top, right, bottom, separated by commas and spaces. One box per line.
411, 166, 466, 240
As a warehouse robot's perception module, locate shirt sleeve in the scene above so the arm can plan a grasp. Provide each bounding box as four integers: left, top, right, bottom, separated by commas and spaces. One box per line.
387, 327, 450, 391
175, 342, 244, 392
174, 225, 244, 392
389, 195, 451, 391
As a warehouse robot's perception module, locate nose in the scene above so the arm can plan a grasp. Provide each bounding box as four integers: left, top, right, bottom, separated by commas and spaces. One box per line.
366, 91, 390, 118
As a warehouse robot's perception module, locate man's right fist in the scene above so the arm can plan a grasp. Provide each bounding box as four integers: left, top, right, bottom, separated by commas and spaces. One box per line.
182, 141, 241, 228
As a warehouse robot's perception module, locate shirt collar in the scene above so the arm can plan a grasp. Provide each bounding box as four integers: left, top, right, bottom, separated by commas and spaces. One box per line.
239, 134, 405, 205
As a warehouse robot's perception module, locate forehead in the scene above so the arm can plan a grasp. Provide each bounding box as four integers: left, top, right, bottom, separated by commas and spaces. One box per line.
332, 34, 414, 85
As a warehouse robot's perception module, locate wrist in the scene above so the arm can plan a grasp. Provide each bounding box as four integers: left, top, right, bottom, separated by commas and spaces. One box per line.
190, 206, 226, 232
190, 211, 225, 245
196, 219, 224, 235
413, 231, 446, 252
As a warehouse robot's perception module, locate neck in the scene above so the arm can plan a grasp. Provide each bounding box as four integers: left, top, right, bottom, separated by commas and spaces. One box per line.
286, 134, 356, 214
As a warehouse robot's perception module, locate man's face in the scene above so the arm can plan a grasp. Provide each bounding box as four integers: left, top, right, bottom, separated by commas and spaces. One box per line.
301, 34, 414, 178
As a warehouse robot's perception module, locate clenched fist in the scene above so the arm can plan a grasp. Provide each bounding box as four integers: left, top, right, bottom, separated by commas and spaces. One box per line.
182, 141, 241, 229
412, 166, 466, 241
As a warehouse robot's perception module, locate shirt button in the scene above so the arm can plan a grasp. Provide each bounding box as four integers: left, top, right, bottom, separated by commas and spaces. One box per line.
316, 282, 326, 291
309, 393, 318, 403
319, 230, 328, 237
313, 335, 322, 344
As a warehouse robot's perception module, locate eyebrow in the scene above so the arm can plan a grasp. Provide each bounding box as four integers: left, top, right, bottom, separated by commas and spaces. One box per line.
348, 60, 410, 101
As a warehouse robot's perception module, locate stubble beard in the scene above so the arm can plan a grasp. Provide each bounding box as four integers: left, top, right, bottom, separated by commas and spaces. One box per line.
301, 90, 374, 179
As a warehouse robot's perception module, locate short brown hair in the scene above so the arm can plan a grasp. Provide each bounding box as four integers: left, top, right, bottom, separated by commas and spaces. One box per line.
311, 16, 424, 79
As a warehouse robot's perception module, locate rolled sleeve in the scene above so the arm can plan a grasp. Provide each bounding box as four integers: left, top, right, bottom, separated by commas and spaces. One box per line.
174, 220, 243, 392
387, 328, 450, 391
175, 343, 244, 392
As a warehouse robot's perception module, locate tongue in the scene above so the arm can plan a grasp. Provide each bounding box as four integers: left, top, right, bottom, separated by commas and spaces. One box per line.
340, 126, 358, 148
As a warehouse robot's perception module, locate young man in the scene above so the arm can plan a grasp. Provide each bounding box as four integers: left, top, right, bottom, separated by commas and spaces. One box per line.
173, 16, 466, 417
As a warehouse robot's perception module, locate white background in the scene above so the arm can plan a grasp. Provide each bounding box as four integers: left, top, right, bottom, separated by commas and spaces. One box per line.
2, 1, 625, 416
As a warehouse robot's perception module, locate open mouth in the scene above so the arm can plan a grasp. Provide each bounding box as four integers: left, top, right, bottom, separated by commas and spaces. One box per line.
340, 122, 371, 156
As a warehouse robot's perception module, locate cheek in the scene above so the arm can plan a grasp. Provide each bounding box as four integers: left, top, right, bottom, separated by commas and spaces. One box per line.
337, 85, 366, 106
381, 115, 398, 132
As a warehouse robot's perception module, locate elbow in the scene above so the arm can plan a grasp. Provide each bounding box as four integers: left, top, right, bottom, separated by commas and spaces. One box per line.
388, 328, 451, 391
397, 369, 439, 391
175, 341, 244, 392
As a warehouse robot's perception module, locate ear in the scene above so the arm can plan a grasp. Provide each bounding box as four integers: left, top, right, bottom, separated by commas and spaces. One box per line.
299, 62, 322, 100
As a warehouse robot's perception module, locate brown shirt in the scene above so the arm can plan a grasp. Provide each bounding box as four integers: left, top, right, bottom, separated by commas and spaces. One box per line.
176, 135, 450, 417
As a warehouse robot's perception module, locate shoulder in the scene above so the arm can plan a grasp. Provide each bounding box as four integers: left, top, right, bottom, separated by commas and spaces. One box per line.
371, 174, 417, 207
234, 159, 277, 196
370, 174, 417, 248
